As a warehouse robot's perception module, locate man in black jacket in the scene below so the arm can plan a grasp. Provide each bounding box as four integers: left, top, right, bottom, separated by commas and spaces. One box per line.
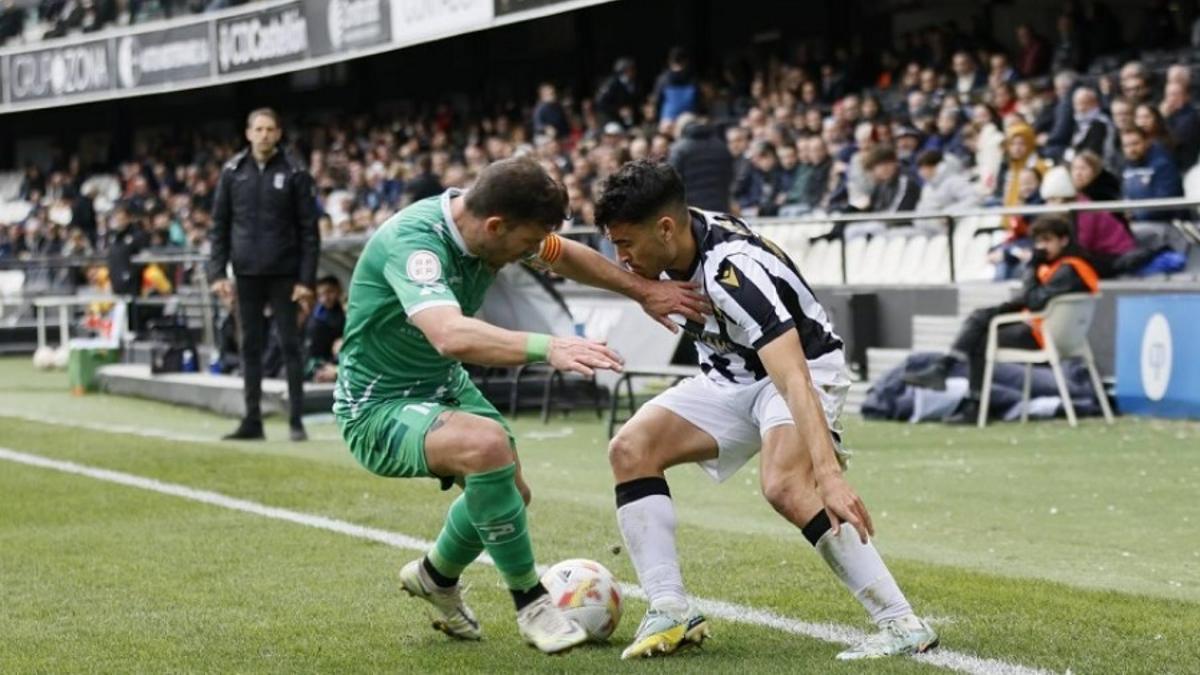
865, 146, 921, 224
667, 115, 733, 212
209, 108, 320, 442
595, 57, 638, 126
903, 216, 1099, 422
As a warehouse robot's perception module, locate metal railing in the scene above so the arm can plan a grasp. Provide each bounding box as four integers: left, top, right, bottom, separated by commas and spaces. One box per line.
1, 197, 1197, 331
0, 252, 215, 347
748, 196, 1200, 284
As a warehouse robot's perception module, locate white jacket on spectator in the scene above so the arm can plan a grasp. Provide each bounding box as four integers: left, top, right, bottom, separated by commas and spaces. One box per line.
976, 122, 1006, 193
846, 151, 875, 210
916, 161, 983, 233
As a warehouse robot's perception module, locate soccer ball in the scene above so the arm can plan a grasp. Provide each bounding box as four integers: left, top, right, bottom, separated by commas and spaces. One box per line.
32, 346, 56, 370
540, 558, 623, 642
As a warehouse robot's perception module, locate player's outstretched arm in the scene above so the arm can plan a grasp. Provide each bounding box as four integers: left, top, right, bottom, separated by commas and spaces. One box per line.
410, 305, 624, 376
550, 237, 710, 331
758, 331, 875, 544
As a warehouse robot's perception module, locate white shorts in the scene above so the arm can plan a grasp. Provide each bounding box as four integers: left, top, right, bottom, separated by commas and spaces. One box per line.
645, 358, 849, 482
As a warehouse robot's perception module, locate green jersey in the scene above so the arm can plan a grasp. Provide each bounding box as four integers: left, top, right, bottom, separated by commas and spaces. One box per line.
333, 190, 495, 422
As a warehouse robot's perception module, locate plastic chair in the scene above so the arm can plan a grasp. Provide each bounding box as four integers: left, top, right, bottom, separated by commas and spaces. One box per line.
978, 293, 1114, 428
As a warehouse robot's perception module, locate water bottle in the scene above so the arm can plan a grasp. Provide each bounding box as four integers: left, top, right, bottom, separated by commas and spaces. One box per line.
208, 350, 221, 375
182, 348, 196, 373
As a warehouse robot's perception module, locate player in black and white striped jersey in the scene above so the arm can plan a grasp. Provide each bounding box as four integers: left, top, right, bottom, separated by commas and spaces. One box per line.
595, 160, 938, 662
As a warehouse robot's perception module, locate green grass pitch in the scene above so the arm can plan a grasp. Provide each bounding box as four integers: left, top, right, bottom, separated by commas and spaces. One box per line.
0, 356, 1197, 674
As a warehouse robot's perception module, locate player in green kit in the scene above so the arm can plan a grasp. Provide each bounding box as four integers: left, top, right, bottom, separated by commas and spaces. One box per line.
334, 157, 707, 654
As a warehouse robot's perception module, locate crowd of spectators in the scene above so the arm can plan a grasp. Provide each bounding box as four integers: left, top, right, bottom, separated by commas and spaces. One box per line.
3, 4, 1200, 287
0, 0, 257, 46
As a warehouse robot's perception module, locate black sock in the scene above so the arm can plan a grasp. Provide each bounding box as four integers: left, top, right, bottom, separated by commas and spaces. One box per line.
614, 476, 671, 507
801, 510, 833, 546
422, 556, 458, 588
511, 582, 548, 610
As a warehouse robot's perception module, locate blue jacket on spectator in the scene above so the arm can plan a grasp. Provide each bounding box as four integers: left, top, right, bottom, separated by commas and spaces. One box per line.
1122, 142, 1184, 222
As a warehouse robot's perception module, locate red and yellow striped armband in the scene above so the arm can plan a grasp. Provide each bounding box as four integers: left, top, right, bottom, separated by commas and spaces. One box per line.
538, 233, 565, 265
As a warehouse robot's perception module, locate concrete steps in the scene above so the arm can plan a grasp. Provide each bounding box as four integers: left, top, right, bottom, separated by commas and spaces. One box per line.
844, 381, 871, 416
911, 315, 959, 352
866, 347, 911, 383
97, 363, 334, 418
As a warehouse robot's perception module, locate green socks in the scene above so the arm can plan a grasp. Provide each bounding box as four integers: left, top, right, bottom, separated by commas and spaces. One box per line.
428, 494, 484, 580
461, 463, 539, 592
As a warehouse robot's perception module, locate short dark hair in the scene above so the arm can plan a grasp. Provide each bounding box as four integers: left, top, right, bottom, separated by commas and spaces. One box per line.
916, 149, 943, 168
863, 145, 898, 169
465, 156, 567, 229
1120, 127, 1147, 141
316, 275, 341, 288
246, 107, 280, 128
1030, 215, 1072, 240
593, 159, 686, 232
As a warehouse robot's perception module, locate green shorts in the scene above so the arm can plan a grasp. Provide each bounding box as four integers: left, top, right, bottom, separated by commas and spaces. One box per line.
339, 378, 513, 485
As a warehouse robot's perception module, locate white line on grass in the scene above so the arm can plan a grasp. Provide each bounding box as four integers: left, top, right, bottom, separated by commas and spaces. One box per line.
0, 446, 1054, 675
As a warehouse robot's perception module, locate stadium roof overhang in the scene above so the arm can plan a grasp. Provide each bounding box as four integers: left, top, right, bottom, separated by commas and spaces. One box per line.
0, 0, 617, 115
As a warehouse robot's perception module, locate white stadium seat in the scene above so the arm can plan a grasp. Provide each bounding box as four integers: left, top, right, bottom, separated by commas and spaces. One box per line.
843, 236, 869, 283
895, 235, 928, 283
876, 235, 909, 283
854, 236, 888, 284
921, 234, 951, 283
1184, 164, 1200, 200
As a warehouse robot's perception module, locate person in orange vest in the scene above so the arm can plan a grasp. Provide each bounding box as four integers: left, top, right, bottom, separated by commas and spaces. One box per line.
903, 215, 1099, 423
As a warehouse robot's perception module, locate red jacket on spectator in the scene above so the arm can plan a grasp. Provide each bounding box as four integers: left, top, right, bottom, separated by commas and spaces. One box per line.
1072, 196, 1136, 258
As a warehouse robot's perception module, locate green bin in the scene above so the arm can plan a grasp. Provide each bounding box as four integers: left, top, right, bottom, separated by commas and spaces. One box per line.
68, 348, 121, 395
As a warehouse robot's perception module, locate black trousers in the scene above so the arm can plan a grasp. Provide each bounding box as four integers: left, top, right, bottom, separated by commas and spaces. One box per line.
236, 275, 304, 424
951, 306, 1040, 395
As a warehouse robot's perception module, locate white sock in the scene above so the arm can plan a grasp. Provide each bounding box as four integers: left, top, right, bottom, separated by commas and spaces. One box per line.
617, 494, 688, 613
815, 523, 913, 625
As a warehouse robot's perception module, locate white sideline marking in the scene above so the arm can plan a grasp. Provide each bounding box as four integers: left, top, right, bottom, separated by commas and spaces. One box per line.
0, 446, 1054, 675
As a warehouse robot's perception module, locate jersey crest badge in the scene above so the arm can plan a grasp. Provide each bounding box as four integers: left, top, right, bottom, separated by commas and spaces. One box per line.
718, 265, 740, 288
407, 251, 442, 283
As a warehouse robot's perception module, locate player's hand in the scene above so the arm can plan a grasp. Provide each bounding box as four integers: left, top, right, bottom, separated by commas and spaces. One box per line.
548, 336, 624, 377
639, 280, 711, 333
210, 278, 233, 300
818, 474, 875, 544
292, 283, 315, 304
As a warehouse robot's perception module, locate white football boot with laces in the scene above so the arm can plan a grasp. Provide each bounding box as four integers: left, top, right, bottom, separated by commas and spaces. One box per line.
836, 614, 939, 660
621, 604, 711, 659
398, 559, 482, 640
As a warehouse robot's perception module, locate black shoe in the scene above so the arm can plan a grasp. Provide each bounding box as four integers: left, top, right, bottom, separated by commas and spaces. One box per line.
902, 361, 950, 391
223, 420, 265, 441
289, 424, 308, 442
945, 398, 981, 425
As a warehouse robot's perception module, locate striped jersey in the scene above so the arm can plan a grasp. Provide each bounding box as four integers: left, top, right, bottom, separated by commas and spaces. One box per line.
668, 209, 844, 385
